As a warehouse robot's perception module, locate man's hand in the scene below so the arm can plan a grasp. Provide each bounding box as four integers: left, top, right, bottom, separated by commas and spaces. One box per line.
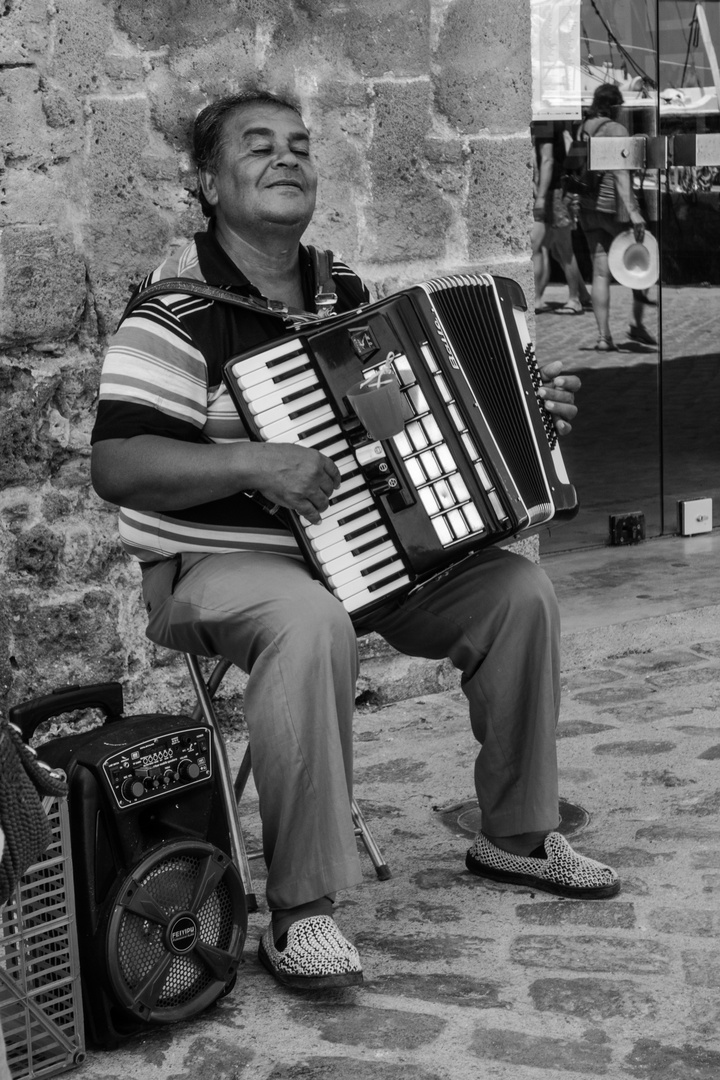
536, 359, 581, 436
629, 209, 645, 244
256, 443, 342, 525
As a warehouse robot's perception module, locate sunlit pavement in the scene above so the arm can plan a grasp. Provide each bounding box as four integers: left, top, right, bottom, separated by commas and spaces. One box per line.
70, 515, 720, 1078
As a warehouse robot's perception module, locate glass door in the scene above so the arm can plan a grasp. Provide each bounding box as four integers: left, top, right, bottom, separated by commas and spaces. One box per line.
658, 1, 720, 535
532, 1, 720, 553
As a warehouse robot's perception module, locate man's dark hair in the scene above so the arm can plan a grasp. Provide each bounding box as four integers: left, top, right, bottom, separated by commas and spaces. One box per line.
193, 87, 305, 217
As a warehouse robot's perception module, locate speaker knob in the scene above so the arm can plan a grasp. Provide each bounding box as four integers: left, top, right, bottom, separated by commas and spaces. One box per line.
178, 759, 201, 782
121, 776, 146, 802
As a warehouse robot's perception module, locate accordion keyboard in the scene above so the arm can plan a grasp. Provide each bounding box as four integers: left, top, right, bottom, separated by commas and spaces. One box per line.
228, 340, 412, 613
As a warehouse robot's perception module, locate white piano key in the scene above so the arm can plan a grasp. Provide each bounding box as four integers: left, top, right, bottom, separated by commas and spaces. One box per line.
315, 525, 389, 566
304, 491, 375, 539
326, 542, 398, 588
336, 454, 360, 475
310, 508, 383, 553
230, 339, 305, 375
233, 351, 311, 389
327, 473, 366, 506
251, 387, 327, 428
296, 433, 346, 457
321, 540, 394, 579
334, 563, 410, 607
258, 402, 335, 441
244, 371, 319, 414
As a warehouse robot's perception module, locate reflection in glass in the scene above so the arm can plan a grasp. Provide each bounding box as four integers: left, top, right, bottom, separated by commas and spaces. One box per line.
531, 1, 719, 552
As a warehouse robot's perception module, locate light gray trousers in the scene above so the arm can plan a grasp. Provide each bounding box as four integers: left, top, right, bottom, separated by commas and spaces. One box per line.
142, 545, 561, 910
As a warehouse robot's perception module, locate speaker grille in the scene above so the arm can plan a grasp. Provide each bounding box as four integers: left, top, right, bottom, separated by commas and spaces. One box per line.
106, 841, 245, 1024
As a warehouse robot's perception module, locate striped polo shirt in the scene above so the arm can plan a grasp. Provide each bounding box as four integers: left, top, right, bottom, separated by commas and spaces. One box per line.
91, 226, 369, 562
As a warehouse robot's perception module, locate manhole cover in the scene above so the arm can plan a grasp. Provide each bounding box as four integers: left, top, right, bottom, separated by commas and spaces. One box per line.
437, 797, 589, 840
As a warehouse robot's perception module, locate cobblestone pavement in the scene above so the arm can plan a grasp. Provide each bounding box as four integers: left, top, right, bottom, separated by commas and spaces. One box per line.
72, 532, 720, 1080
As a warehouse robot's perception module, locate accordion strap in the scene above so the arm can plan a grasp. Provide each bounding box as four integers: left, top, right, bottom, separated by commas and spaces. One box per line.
120, 247, 338, 325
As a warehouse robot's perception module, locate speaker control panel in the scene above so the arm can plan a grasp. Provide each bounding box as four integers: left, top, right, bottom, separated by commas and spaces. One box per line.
102, 726, 213, 809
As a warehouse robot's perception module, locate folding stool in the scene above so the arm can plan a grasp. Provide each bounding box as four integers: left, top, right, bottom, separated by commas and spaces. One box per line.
183, 653, 391, 914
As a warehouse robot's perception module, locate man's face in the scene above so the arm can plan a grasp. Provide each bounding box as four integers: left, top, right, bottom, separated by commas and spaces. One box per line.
201, 103, 318, 236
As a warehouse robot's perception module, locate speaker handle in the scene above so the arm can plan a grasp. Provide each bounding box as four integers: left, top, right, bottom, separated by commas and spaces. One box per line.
8, 682, 125, 742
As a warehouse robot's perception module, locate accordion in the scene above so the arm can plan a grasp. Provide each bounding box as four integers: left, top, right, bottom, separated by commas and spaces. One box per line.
222, 274, 578, 618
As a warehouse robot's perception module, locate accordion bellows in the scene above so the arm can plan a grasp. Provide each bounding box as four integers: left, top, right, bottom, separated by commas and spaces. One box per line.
224, 274, 578, 618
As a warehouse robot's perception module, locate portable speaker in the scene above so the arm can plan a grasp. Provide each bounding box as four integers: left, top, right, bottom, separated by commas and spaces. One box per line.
9, 683, 247, 1050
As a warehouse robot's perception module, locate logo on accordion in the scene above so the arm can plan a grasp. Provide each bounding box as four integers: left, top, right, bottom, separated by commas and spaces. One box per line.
347, 324, 380, 360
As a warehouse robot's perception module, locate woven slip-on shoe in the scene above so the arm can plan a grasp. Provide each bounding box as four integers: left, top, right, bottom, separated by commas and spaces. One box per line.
466, 831, 620, 899
258, 915, 363, 989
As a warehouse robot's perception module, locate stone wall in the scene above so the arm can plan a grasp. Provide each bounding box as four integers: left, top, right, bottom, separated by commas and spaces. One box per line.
0, 0, 534, 718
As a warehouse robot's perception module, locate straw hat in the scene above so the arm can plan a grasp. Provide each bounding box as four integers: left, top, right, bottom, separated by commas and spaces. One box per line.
608, 230, 659, 290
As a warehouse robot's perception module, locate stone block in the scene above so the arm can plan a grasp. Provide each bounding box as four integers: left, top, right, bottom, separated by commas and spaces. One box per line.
84, 97, 174, 326
268, 1059, 442, 1080
682, 948, 720, 987
329, 0, 431, 79
466, 136, 533, 260
286, 1001, 446, 1051
4, 589, 125, 704
305, 103, 369, 261
364, 83, 452, 262
625, 1038, 720, 1080
114, 0, 255, 51
146, 66, 207, 155
529, 977, 657, 1020
0, 0, 50, 64
636, 823, 720, 842
356, 930, 467, 963
0, 363, 69, 487
49, 0, 115, 95
690, 849, 720, 869
650, 907, 720, 937
12, 524, 63, 586
40, 79, 85, 159
0, 226, 87, 347
470, 1026, 612, 1073
357, 653, 455, 707
105, 53, 145, 83
516, 901, 637, 929
511, 934, 670, 975
434, 0, 531, 134
0, 68, 51, 167
593, 738, 676, 756
364, 972, 508, 1009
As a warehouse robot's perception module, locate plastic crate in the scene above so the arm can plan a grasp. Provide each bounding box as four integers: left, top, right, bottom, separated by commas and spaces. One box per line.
0, 796, 85, 1079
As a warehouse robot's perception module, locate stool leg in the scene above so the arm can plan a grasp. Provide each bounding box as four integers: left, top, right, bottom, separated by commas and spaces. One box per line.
352, 797, 391, 880
185, 655, 258, 912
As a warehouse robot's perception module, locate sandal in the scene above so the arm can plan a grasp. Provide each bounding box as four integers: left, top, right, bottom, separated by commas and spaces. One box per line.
466, 831, 620, 899
258, 915, 363, 989
555, 302, 583, 316
594, 336, 617, 352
